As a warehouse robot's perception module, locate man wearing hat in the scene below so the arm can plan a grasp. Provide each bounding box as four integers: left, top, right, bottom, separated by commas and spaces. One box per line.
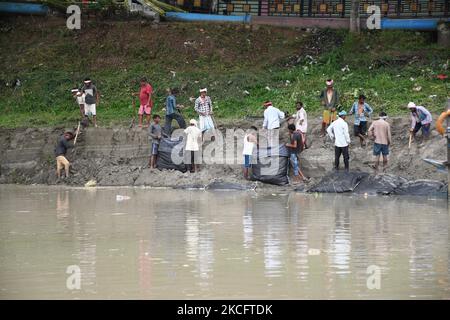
81, 78, 99, 127
320, 79, 340, 136
194, 88, 215, 134
54, 131, 76, 180
184, 119, 202, 173
407, 102, 432, 140
327, 111, 351, 171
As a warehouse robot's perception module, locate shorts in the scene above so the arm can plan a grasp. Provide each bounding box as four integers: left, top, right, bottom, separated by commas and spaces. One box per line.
322, 109, 337, 125
354, 121, 367, 136
56, 155, 70, 171
139, 104, 152, 115
84, 103, 96, 116
244, 155, 252, 168
151, 142, 159, 155
373, 143, 389, 156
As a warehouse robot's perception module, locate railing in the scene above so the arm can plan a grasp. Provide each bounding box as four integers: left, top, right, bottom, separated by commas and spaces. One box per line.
217, 0, 449, 17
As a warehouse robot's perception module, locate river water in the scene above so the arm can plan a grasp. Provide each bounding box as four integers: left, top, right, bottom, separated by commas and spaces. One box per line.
0, 185, 448, 299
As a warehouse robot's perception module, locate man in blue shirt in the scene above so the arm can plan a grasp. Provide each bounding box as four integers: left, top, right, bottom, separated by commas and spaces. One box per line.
349, 94, 373, 147
164, 88, 186, 135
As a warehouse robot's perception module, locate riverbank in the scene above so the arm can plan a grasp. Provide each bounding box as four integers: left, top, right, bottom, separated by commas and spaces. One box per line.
0, 116, 447, 195
0, 16, 449, 128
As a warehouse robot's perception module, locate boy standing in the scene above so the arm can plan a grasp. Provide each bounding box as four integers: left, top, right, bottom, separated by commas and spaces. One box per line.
134, 77, 153, 128
242, 126, 258, 180
184, 119, 202, 173
148, 114, 162, 169
349, 94, 373, 147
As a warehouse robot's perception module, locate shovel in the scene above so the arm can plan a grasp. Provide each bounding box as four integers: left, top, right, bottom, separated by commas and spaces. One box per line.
408, 131, 413, 149
74, 121, 81, 145
129, 97, 136, 129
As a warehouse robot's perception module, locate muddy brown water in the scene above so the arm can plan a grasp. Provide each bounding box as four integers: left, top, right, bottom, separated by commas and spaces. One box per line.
0, 185, 448, 299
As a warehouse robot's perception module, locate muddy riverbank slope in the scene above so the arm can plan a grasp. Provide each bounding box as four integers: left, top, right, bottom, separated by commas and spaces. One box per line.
0, 116, 447, 191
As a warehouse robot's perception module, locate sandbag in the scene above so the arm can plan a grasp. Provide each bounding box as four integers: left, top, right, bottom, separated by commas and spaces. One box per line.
156, 137, 187, 173
307, 171, 369, 193
251, 145, 289, 186
394, 179, 447, 197
353, 174, 408, 195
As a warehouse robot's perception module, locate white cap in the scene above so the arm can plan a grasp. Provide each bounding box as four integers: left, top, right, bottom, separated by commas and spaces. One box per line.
407, 102, 416, 109
189, 119, 198, 126
199, 88, 207, 93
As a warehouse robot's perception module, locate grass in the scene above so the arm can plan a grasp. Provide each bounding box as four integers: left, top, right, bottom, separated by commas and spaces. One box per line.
0, 16, 448, 128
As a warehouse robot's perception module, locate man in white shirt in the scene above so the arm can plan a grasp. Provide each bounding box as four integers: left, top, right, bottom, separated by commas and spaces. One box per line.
262, 101, 285, 150
327, 111, 351, 171
293, 101, 307, 149
184, 119, 202, 173
72, 89, 85, 118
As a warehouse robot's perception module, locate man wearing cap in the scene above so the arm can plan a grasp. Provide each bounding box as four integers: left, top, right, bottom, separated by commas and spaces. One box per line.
349, 94, 373, 147
368, 112, 391, 173
327, 111, 351, 171
194, 88, 215, 134
54, 131, 76, 180
320, 79, 340, 136
82, 78, 99, 127
262, 101, 285, 149
184, 119, 202, 173
293, 101, 308, 149
133, 77, 153, 128
407, 102, 432, 140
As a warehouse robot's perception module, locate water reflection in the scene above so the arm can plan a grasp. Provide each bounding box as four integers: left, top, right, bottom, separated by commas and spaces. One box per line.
0, 185, 448, 299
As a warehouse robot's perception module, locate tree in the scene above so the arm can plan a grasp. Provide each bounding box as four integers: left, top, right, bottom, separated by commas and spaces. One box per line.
350, 0, 361, 33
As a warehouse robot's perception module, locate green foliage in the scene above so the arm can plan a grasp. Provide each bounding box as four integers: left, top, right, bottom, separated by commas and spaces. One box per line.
0, 20, 448, 128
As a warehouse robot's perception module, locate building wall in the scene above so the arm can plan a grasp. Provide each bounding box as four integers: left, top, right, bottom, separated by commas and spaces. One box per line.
217, 0, 449, 17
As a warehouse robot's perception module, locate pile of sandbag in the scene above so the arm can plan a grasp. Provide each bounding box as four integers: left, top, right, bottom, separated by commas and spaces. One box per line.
156, 137, 187, 173
250, 145, 290, 186
306, 171, 447, 197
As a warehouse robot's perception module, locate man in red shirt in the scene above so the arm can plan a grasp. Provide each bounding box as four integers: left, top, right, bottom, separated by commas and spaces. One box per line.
133, 77, 153, 127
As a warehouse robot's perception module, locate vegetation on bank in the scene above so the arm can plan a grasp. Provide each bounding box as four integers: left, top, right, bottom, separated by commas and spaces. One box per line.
0, 16, 448, 128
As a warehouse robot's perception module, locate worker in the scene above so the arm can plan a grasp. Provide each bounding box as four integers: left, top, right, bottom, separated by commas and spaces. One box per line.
194, 88, 215, 135
262, 101, 285, 152
54, 131, 76, 180
368, 112, 391, 173
408, 102, 432, 141
349, 94, 373, 147
327, 111, 351, 171
320, 79, 339, 136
